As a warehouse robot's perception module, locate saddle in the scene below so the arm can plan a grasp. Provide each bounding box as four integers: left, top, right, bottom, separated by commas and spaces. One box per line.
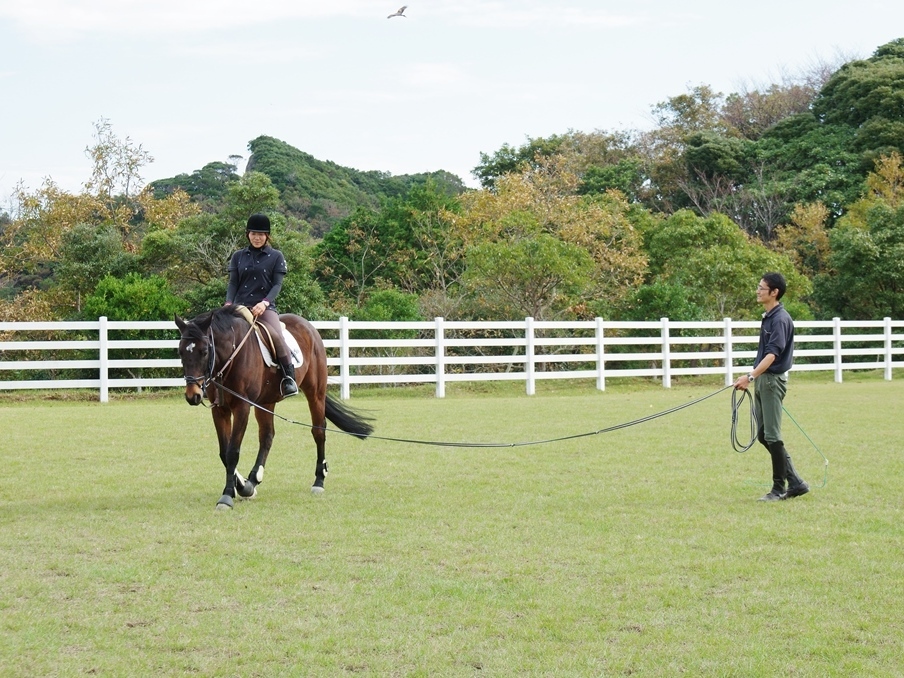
235, 305, 304, 368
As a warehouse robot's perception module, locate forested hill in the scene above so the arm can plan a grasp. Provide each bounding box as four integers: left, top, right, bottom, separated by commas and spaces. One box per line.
7, 38, 904, 325
152, 135, 466, 236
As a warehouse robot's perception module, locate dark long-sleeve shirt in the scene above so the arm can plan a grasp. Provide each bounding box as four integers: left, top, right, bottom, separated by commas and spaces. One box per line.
754, 303, 794, 374
226, 245, 288, 311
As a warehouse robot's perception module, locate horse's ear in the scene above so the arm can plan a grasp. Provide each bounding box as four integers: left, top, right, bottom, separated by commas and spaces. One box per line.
175, 314, 186, 331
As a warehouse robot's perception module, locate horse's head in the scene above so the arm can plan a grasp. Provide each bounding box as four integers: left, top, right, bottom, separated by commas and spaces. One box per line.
175, 313, 212, 406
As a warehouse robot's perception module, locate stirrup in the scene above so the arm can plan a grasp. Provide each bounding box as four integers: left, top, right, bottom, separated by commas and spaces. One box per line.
281, 377, 298, 397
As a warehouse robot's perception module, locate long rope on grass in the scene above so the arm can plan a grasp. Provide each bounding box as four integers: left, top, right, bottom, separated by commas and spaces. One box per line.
210, 379, 736, 448
207, 378, 829, 485
782, 405, 830, 489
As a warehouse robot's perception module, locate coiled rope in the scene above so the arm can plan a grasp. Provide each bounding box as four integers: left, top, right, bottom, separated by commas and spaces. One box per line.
729, 384, 829, 488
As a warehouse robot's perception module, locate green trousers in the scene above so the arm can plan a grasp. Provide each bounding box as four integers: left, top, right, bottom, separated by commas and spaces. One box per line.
753, 372, 788, 444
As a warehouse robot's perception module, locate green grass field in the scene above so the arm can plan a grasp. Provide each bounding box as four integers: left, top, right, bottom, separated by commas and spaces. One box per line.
1, 375, 902, 676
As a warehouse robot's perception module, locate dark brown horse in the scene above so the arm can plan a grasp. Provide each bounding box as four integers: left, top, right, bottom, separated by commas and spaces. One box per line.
175, 306, 373, 509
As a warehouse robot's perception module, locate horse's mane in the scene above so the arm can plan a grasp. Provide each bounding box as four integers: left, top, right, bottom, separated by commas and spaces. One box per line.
183, 306, 244, 340
211, 306, 244, 335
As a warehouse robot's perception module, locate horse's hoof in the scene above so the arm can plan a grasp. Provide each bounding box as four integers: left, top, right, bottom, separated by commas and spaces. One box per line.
310, 485, 325, 496
216, 495, 234, 510
235, 475, 257, 499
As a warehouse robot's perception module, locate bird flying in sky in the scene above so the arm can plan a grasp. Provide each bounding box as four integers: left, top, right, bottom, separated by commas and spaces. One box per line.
387, 5, 407, 19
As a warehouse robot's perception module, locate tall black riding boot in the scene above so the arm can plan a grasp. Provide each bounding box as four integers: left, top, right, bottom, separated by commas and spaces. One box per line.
758, 441, 788, 501
781, 444, 810, 499
279, 359, 298, 397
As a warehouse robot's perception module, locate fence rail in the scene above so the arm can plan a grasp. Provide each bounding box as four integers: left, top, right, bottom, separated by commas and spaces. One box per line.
1, 317, 902, 402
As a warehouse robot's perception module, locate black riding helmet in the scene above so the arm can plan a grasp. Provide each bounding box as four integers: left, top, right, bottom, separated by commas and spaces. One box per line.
246, 213, 271, 233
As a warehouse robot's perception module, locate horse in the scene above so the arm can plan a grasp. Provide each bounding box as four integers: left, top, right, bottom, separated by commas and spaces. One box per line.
175, 306, 374, 509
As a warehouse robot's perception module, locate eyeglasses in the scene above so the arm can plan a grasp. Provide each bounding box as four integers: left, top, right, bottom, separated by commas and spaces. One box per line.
756, 285, 771, 293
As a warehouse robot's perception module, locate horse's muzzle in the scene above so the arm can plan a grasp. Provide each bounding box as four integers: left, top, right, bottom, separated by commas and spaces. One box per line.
184, 385, 203, 406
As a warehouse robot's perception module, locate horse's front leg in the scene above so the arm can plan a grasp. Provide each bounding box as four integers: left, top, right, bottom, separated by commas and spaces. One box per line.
210, 404, 232, 488
237, 404, 276, 500
216, 402, 250, 510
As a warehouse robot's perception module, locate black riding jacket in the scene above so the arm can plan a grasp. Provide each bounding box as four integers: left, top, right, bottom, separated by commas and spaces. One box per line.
226, 244, 288, 312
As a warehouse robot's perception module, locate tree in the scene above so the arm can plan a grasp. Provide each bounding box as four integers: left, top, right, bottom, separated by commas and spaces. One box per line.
642, 210, 809, 319
149, 160, 241, 207
381, 182, 466, 318
82, 273, 186, 321
813, 203, 904, 319
812, 152, 904, 318
472, 134, 569, 190
3, 179, 105, 280
636, 85, 730, 213
578, 159, 645, 202
56, 223, 139, 310
353, 289, 422, 322
772, 202, 831, 279
315, 207, 391, 307
812, 40, 904, 129
220, 171, 281, 228
456, 157, 647, 319
268, 225, 328, 319
83, 118, 154, 229
463, 234, 593, 320
740, 40, 904, 222
721, 81, 818, 141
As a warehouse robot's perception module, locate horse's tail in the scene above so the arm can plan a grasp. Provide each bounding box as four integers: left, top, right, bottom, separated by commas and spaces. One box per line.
324, 394, 374, 440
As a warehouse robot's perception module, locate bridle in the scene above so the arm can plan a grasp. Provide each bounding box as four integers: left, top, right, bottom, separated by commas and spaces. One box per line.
180, 319, 258, 401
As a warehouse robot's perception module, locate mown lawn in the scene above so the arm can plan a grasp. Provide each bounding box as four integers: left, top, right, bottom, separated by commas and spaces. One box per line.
1, 375, 902, 676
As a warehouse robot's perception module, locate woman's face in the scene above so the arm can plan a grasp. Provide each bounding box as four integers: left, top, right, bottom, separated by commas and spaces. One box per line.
247, 231, 268, 247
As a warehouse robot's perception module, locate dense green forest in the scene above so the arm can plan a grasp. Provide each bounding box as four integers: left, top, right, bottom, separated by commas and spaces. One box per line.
3, 39, 904, 325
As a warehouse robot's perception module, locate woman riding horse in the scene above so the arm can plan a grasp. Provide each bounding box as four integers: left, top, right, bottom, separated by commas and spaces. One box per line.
176, 212, 374, 508
225, 213, 298, 397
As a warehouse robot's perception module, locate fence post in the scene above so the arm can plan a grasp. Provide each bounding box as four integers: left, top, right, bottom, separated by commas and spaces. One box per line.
525, 317, 535, 396
435, 317, 446, 398
340, 316, 350, 400
723, 317, 733, 386
99, 316, 109, 403
833, 317, 843, 383
596, 317, 605, 391
884, 317, 893, 381
661, 317, 671, 388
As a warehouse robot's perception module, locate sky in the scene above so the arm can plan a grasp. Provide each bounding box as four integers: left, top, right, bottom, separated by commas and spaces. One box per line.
2, 0, 903, 208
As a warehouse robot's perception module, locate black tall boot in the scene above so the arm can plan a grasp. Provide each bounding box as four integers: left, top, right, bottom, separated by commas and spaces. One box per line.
781, 444, 810, 499
758, 441, 788, 501
279, 359, 298, 397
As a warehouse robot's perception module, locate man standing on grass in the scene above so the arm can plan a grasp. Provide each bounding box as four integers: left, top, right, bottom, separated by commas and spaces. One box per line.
734, 272, 810, 502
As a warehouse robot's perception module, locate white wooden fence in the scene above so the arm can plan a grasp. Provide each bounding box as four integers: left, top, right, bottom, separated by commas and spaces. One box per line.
1, 317, 901, 402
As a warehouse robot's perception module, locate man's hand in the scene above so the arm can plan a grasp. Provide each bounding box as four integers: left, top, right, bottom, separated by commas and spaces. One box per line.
733, 374, 753, 391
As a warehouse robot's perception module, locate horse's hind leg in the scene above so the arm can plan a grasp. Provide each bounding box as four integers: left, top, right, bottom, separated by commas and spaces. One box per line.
238, 404, 276, 499
308, 395, 328, 495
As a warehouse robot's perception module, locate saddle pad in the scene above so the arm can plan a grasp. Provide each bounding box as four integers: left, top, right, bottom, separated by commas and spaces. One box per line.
234, 306, 303, 369
255, 326, 304, 369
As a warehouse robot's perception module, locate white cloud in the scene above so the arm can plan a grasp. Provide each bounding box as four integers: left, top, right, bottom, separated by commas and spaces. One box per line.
176, 40, 324, 65
0, 0, 376, 40
400, 62, 470, 88
430, 1, 644, 30
1, 0, 648, 42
